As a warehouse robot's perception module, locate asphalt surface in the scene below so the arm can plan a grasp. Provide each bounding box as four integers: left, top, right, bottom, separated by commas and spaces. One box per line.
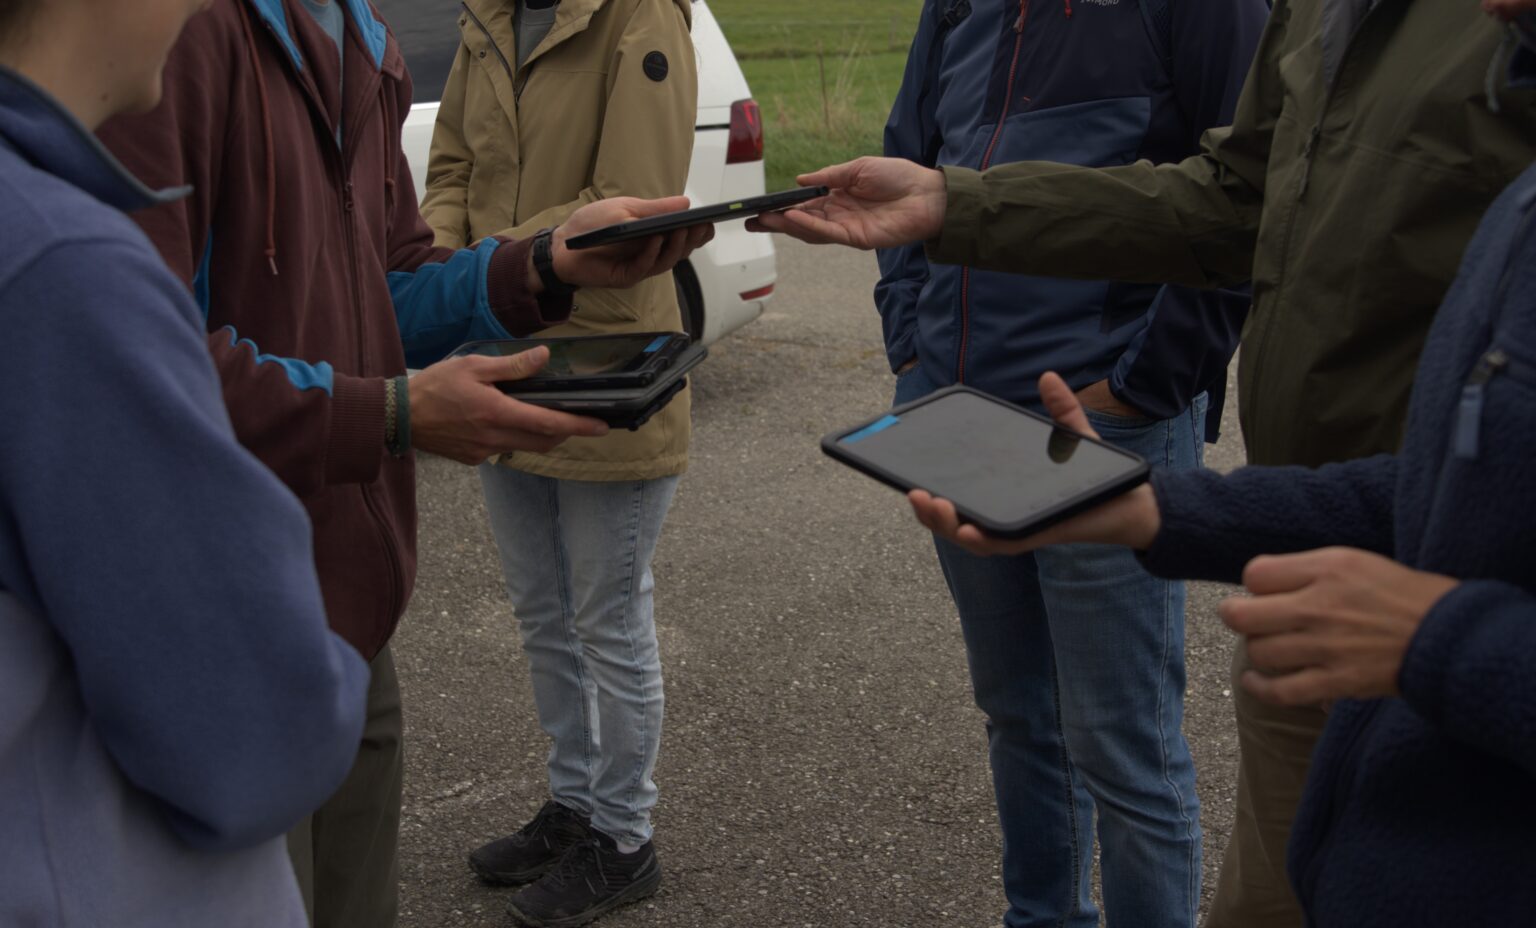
395, 236, 1249, 928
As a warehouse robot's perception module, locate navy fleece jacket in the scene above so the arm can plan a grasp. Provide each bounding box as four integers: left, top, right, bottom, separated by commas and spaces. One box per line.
0, 67, 368, 926
1138, 65, 1536, 925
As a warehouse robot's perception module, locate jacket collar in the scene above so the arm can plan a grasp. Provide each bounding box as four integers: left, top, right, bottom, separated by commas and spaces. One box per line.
0, 66, 188, 213
248, 0, 389, 70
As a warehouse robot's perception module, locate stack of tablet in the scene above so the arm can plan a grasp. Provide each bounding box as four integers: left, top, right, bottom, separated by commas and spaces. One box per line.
451, 332, 704, 431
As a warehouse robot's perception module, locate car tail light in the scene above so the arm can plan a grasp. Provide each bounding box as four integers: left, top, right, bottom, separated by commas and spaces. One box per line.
726, 99, 764, 164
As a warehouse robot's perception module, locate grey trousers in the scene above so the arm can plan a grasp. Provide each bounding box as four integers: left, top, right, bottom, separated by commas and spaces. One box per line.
288, 645, 404, 928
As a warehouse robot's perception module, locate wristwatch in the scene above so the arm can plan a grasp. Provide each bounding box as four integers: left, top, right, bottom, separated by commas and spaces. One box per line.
532, 228, 577, 297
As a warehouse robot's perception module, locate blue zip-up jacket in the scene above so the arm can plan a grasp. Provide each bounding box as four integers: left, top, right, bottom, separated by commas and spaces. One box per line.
1139, 72, 1536, 923
0, 67, 369, 925
878, 0, 1266, 436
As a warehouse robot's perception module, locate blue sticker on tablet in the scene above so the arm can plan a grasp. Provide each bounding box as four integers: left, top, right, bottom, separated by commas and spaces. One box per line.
842, 415, 900, 444
644, 336, 669, 353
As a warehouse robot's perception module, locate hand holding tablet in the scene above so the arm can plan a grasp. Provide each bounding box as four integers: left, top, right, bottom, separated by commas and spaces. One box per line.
826, 374, 1166, 555
565, 187, 830, 250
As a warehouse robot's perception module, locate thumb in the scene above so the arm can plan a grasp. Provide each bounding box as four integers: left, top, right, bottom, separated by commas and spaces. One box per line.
1038, 372, 1097, 438
611, 195, 691, 220
498, 345, 550, 382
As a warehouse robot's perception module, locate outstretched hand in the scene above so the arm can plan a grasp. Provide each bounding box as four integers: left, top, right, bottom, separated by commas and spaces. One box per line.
552, 197, 715, 291
748, 157, 948, 250
908, 372, 1163, 556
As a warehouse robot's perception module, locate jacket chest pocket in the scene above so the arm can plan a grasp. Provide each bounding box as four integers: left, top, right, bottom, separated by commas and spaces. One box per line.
1453, 345, 1536, 461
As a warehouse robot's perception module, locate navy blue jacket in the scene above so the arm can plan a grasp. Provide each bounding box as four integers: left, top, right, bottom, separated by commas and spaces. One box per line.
1141, 93, 1536, 924
878, 0, 1266, 437
0, 66, 367, 925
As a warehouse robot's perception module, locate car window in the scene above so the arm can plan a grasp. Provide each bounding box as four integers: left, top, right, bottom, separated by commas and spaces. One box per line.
373, 0, 461, 104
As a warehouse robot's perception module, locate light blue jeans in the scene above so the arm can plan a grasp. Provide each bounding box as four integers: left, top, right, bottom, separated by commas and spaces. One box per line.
479, 466, 680, 847
897, 366, 1206, 928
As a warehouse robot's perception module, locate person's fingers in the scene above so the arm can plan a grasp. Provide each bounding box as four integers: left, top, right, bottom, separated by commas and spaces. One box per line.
1245, 632, 1329, 676
796, 160, 861, 189
480, 395, 609, 438
459, 347, 549, 383
610, 195, 691, 220
1241, 549, 1342, 596
1240, 668, 1337, 707
1219, 590, 1312, 638
651, 228, 692, 273
779, 209, 856, 246
909, 489, 962, 537
1037, 372, 1098, 437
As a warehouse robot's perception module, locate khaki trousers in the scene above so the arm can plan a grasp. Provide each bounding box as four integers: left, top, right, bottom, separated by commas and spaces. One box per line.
288, 645, 404, 928
1204, 639, 1327, 928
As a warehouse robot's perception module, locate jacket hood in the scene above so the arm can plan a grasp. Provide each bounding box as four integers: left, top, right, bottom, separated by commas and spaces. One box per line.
0, 66, 187, 213
248, 0, 389, 69
466, 0, 692, 53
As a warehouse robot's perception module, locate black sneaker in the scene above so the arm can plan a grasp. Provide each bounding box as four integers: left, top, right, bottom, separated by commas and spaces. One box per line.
469, 801, 593, 886
505, 831, 662, 928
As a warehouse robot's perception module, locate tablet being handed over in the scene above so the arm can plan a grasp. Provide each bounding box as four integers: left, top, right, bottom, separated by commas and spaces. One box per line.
822, 386, 1150, 539
564, 187, 829, 250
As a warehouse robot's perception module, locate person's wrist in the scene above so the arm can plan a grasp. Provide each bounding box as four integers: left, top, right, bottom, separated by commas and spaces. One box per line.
1125, 484, 1162, 550
532, 227, 577, 296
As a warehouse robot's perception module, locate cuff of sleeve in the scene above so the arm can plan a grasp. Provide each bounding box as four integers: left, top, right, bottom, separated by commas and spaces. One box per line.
488, 237, 575, 336
1137, 469, 1248, 584
925, 166, 986, 267
325, 375, 387, 486
1398, 581, 1485, 721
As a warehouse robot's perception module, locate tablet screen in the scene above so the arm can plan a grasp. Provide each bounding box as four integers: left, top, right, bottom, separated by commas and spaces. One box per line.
831, 389, 1145, 530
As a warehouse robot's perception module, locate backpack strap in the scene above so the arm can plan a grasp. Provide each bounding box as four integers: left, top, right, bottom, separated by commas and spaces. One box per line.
914, 0, 972, 166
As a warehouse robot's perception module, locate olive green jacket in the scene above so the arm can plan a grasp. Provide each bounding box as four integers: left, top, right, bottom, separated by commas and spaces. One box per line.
929, 0, 1536, 467
422, 0, 697, 480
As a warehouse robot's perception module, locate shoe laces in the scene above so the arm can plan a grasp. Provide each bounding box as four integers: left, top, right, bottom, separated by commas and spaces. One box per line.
542, 838, 605, 891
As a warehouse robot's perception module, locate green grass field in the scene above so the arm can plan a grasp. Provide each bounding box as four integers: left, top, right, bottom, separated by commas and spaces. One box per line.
708, 0, 925, 189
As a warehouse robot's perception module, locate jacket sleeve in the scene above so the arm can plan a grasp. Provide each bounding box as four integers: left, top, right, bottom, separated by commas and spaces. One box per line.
94, 14, 389, 498
1400, 580, 1536, 776
1106, 0, 1267, 423
874, 1, 944, 374
420, 37, 476, 249
488, 0, 699, 240
0, 238, 368, 851
387, 89, 573, 367
1138, 453, 1400, 583
926, 0, 1292, 288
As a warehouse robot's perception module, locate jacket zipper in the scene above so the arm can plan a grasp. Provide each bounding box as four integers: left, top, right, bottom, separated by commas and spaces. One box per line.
259, 8, 407, 642
958, 0, 1028, 384
1244, 5, 1380, 452
1296, 702, 1378, 911
461, 3, 529, 224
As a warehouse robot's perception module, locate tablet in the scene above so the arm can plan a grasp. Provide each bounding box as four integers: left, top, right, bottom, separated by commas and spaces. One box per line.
450, 333, 691, 391
564, 187, 830, 250
462, 343, 707, 431
821, 386, 1150, 538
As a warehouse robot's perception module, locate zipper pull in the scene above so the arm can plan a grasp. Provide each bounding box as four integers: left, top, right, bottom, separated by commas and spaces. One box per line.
1455, 348, 1509, 460
1297, 125, 1322, 202
1015, 0, 1027, 31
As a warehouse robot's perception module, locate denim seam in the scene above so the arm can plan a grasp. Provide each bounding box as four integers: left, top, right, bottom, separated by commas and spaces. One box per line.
1155, 415, 1201, 923
550, 479, 596, 812
1044, 647, 1086, 928
613, 480, 649, 845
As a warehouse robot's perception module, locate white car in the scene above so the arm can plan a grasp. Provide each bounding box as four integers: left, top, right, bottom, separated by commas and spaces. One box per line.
380, 0, 776, 345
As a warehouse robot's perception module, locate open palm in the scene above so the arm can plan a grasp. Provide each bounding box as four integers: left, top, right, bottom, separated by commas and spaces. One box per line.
748, 157, 948, 250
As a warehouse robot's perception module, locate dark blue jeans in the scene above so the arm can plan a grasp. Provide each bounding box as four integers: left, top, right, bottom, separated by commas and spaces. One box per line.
896, 367, 1206, 928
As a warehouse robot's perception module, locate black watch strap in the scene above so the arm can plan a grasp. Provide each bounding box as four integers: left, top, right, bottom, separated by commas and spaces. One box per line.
532, 228, 577, 296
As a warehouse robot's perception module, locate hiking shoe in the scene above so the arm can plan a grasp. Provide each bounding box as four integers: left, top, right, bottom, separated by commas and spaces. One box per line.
468, 801, 593, 886
505, 831, 662, 927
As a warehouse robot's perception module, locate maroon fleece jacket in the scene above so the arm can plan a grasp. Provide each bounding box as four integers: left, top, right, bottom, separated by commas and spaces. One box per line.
98, 0, 571, 657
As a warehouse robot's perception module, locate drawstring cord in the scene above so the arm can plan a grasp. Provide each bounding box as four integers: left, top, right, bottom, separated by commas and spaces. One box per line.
1487, 27, 1517, 114
1064, 0, 1072, 18
235, 0, 281, 276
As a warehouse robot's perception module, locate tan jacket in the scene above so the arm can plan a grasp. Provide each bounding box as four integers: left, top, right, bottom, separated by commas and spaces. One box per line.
422, 0, 697, 480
